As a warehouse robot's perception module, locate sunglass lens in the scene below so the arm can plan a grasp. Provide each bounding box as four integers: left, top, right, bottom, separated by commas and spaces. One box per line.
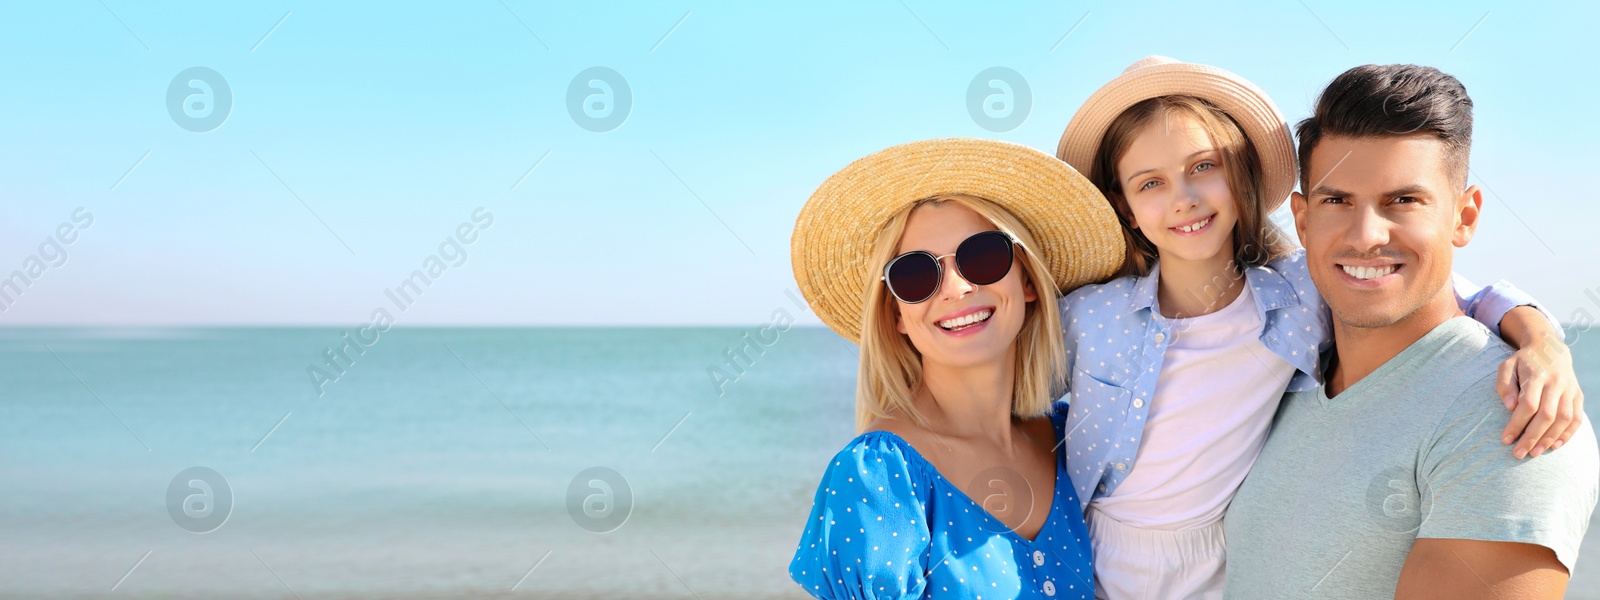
886, 253, 939, 303
957, 232, 1014, 286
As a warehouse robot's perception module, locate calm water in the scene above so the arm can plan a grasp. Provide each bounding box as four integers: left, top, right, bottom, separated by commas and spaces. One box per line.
0, 326, 1596, 599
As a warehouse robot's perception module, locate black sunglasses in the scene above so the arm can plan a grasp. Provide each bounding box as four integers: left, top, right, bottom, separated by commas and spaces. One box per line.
881, 230, 1020, 304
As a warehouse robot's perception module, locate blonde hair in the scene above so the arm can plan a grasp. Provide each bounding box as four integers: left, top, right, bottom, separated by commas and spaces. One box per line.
853, 195, 1067, 432
1088, 95, 1294, 278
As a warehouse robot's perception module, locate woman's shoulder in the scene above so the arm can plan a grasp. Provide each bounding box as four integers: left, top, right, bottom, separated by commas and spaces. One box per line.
790, 428, 934, 595
1046, 401, 1070, 439
791, 429, 938, 596
818, 429, 932, 499
833, 428, 920, 462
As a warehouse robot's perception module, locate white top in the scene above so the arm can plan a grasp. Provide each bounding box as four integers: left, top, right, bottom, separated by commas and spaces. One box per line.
1088, 284, 1296, 530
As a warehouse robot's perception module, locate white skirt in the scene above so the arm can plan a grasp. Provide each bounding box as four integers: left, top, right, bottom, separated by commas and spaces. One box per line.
1086, 504, 1227, 600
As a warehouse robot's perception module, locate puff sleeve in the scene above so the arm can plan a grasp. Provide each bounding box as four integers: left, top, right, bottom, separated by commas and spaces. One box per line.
789, 435, 933, 599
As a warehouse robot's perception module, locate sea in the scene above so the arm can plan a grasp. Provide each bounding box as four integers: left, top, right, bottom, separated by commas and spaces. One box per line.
1, 326, 1596, 599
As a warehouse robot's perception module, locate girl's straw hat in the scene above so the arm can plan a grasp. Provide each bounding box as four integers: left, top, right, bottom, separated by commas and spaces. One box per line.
792, 138, 1123, 344
1055, 56, 1296, 212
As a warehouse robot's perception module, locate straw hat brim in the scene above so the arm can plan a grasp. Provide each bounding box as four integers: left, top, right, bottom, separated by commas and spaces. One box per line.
1055, 59, 1296, 213
792, 138, 1124, 344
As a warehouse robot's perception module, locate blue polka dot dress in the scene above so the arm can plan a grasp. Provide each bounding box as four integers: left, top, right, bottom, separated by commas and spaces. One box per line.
788, 401, 1093, 599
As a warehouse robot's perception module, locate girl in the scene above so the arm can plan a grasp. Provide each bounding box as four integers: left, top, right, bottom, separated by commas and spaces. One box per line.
1051, 56, 1582, 598
786, 138, 1126, 598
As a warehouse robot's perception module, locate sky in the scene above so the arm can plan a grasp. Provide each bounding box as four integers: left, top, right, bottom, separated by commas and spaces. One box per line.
1, 0, 1597, 327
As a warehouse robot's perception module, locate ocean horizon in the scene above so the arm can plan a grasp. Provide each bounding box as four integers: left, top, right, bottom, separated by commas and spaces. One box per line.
2, 325, 1596, 599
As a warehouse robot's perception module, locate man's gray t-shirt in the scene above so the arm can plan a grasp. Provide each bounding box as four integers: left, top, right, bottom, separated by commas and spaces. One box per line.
1224, 316, 1598, 598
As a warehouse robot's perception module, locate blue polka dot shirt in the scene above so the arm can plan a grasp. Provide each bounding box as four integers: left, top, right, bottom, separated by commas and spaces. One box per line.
789, 402, 1093, 599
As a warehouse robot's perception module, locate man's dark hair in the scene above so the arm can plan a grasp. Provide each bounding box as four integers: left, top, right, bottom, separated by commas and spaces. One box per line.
1296, 64, 1474, 191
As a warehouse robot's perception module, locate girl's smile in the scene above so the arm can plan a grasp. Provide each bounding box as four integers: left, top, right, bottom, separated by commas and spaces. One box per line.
1168, 213, 1217, 236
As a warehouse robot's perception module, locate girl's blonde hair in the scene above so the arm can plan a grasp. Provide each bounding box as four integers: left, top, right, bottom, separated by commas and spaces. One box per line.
853, 195, 1066, 432
1088, 95, 1293, 278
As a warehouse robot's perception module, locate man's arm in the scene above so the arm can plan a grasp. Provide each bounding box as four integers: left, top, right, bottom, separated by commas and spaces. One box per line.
1395, 538, 1568, 599
1407, 374, 1597, 600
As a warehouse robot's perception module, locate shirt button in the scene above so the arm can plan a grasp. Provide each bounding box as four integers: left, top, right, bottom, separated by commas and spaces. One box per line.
1032, 550, 1045, 566
1153, 333, 1166, 344
1115, 462, 1127, 471
1132, 399, 1144, 408
1043, 580, 1056, 596
1098, 483, 1108, 493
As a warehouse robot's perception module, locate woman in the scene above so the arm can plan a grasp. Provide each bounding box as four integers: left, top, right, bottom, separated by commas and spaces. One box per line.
787, 138, 1125, 598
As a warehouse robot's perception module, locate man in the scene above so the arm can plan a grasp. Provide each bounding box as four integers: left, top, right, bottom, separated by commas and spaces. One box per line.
1223, 64, 1599, 598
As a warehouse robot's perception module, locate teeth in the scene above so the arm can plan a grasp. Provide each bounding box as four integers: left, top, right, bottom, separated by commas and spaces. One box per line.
938, 309, 993, 330
1340, 264, 1397, 280
1175, 216, 1211, 233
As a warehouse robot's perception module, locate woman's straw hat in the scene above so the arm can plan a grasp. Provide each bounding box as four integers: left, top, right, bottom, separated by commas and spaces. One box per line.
1055, 56, 1296, 212
791, 138, 1123, 344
